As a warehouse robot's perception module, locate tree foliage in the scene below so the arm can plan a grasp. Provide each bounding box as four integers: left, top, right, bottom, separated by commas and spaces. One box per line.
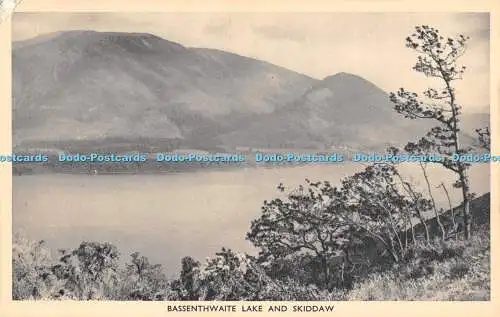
170, 248, 330, 300
389, 25, 474, 239
120, 252, 170, 300
12, 233, 62, 300
247, 162, 437, 289
246, 180, 354, 289
334, 163, 426, 262
51, 241, 120, 300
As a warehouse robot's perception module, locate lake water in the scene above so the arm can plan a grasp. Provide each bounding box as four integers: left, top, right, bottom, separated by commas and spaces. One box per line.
13, 163, 490, 277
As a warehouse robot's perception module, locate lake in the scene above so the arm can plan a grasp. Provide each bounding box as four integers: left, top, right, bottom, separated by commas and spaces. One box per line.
13, 163, 490, 277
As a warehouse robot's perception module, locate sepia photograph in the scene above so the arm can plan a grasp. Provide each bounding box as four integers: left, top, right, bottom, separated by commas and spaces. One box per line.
7, 8, 493, 304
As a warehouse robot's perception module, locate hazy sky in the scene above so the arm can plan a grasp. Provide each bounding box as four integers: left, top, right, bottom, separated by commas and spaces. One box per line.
12, 12, 490, 113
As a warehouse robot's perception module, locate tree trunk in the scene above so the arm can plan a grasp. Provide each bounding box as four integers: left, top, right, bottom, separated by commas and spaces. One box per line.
409, 214, 416, 244
404, 215, 409, 248
320, 257, 331, 289
420, 163, 446, 240
459, 168, 472, 239
390, 170, 427, 244
403, 181, 430, 243
438, 182, 457, 239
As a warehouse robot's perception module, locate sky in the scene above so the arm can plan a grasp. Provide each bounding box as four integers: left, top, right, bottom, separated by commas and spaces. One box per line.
12, 12, 490, 114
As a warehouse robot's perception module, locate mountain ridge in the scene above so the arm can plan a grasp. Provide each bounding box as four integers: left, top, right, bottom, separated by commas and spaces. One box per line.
12, 31, 489, 153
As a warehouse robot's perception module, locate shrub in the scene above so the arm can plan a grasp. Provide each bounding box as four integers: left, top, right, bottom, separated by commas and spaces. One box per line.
12, 233, 62, 300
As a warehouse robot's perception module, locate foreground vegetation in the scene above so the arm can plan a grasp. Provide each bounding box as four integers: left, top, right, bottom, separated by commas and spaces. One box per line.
12, 217, 490, 301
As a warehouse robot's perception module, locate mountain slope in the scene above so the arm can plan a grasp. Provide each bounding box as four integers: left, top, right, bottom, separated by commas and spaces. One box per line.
13, 31, 316, 147
13, 31, 489, 152
217, 73, 432, 150
218, 72, 488, 150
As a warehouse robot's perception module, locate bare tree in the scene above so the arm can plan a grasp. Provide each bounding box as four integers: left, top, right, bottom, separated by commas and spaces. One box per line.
390, 25, 474, 239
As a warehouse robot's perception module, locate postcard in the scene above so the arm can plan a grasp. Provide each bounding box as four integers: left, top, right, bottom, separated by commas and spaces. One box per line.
1, 1, 498, 316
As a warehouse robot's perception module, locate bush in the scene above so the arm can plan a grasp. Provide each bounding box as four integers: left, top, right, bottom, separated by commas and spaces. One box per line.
12, 233, 62, 300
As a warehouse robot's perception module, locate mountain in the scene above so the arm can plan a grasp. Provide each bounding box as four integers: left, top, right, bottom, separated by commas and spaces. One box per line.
216, 72, 435, 150
460, 112, 490, 136
12, 31, 489, 152
217, 73, 489, 151
12, 31, 315, 148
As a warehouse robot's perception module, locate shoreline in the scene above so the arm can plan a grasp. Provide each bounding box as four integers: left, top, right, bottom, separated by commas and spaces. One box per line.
11, 160, 353, 176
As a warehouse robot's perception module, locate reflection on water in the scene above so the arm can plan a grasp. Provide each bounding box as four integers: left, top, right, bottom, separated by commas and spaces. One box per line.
13, 163, 490, 276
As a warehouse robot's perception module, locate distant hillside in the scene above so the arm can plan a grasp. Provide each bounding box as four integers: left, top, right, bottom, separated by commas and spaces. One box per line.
13, 31, 315, 148
12, 31, 489, 153
410, 192, 491, 240
347, 192, 490, 300
218, 73, 427, 149
343, 192, 491, 275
